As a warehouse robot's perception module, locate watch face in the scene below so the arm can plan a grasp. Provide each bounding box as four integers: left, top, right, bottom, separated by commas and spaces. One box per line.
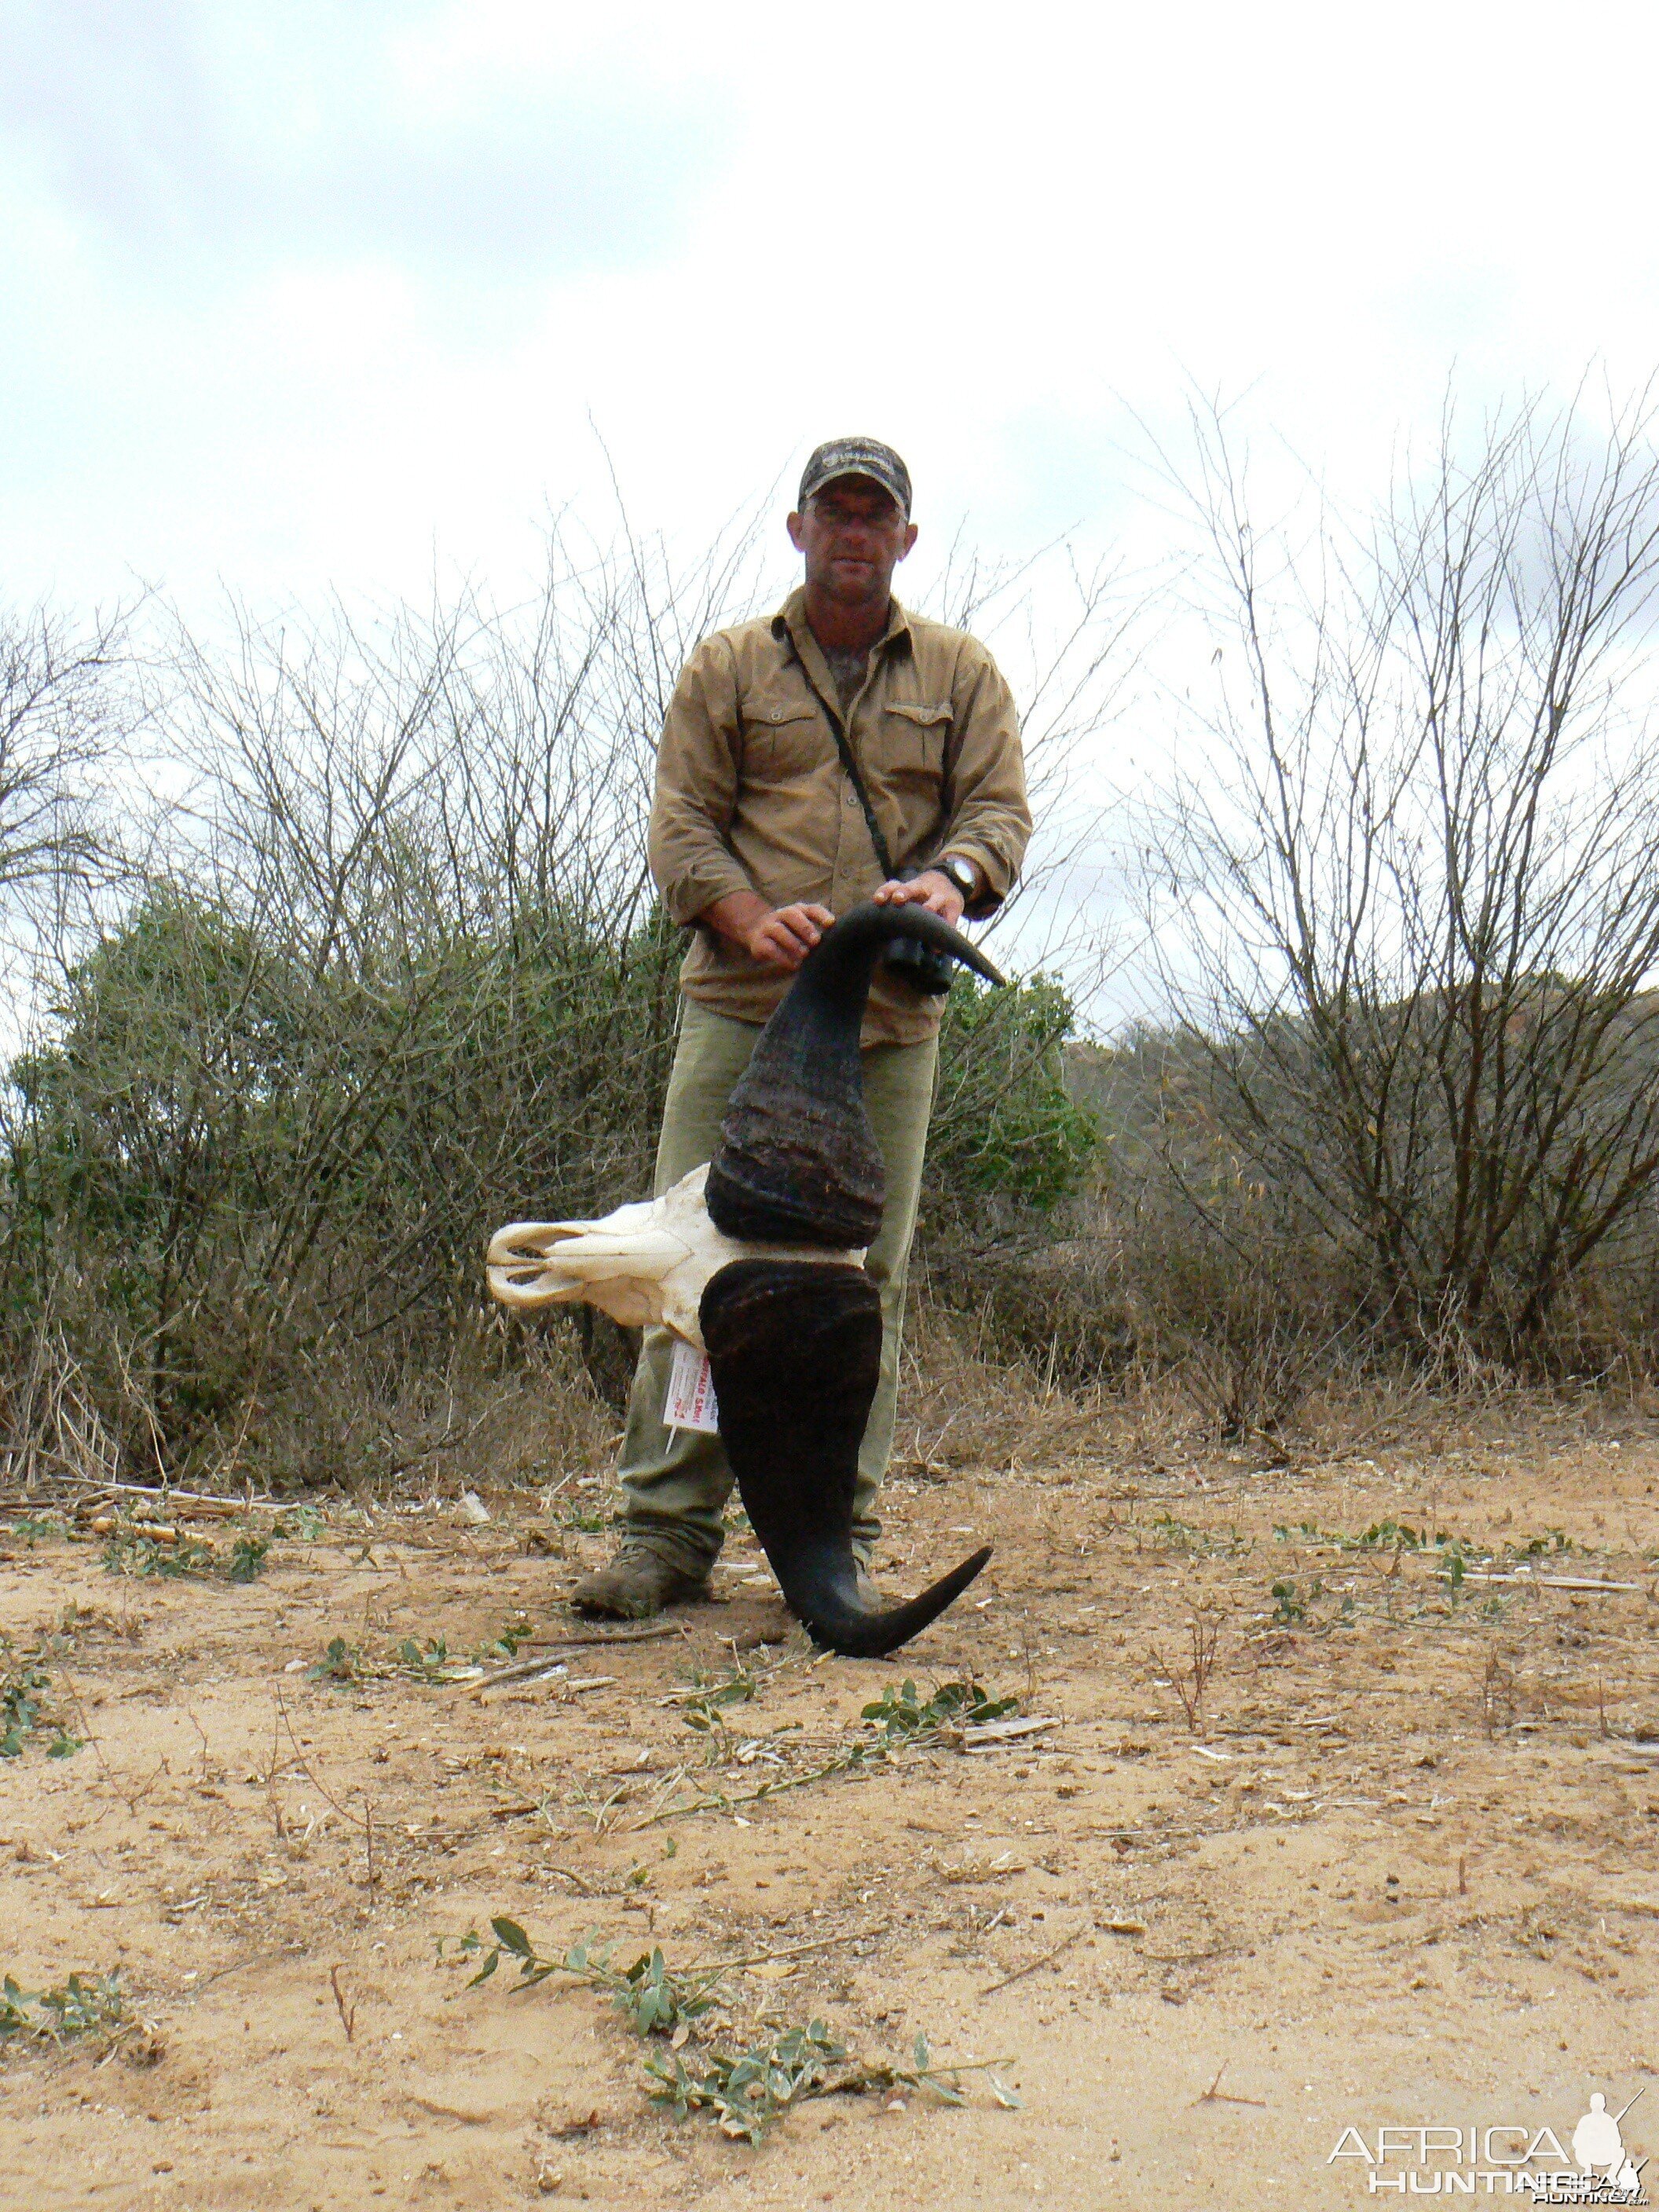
944, 858, 974, 895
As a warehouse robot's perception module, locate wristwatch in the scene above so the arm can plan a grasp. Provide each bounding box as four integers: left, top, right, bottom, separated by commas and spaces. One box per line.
936, 854, 979, 902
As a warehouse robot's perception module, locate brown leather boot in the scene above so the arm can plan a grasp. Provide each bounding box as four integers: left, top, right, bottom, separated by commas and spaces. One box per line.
569, 1546, 710, 1620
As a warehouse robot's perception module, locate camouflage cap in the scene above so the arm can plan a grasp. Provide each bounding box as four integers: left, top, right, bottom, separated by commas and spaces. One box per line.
798, 437, 912, 518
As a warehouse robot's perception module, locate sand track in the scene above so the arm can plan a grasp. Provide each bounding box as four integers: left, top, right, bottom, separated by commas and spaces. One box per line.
3, 1412, 1658, 2208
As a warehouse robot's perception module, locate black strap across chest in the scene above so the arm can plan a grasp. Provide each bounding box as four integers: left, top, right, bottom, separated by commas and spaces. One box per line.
782, 642, 952, 881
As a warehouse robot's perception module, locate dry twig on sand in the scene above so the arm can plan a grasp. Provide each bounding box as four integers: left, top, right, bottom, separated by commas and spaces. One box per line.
980, 1927, 1083, 1997
445, 1624, 683, 1693
1195, 2063, 1265, 2108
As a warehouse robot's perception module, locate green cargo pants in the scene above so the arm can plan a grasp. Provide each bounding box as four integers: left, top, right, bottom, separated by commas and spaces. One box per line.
615, 1000, 938, 1577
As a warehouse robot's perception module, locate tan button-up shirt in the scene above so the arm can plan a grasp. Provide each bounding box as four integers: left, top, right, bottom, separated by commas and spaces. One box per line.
649, 588, 1031, 1045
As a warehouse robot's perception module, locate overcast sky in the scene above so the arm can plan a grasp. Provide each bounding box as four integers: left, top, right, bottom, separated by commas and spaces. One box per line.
2, 2, 1657, 1019
5, 0, 1657, 617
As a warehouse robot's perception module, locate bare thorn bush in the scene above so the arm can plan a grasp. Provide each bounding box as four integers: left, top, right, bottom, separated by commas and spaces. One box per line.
1481, 1646, 1518, 1740
0, 509, 1133, 1493
1149, 1607, 1226, 1734
1131, 384, 1659, 1377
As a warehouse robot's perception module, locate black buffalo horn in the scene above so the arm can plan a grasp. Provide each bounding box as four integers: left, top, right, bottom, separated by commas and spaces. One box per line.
701, 1258, 991, 1657
705, 900, 1005, 1249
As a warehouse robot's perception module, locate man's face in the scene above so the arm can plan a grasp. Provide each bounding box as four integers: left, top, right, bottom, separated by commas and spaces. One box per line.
787, 477, 918, 609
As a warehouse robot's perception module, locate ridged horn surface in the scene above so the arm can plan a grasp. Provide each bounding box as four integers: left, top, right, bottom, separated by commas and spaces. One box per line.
705, 901, 1005, 1247
700, 1257, 991, 1658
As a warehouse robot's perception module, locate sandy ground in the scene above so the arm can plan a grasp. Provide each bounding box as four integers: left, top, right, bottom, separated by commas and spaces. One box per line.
4, 1401, 1659, 2211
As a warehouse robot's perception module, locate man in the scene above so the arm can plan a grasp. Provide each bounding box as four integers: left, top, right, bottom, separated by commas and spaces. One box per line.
573, 436, 1031, 1618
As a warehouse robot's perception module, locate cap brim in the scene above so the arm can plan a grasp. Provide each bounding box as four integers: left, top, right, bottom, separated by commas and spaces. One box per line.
801, 467, 908, 513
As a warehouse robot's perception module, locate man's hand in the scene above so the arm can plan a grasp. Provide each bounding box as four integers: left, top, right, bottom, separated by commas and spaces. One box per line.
745, 901, 836, 971
872, 870, 965, 928
701, 889, 836, 972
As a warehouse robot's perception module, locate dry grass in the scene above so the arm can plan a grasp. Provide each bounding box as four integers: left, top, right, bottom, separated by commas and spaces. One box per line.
895, 1295, 1656, 1499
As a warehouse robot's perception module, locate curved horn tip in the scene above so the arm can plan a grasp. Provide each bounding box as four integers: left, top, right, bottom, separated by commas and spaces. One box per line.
803, 1542, 994, 1659
870, 899, 1008, 990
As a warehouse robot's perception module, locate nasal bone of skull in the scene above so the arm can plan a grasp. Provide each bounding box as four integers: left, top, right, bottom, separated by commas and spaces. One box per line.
485, 1163, 863, 1347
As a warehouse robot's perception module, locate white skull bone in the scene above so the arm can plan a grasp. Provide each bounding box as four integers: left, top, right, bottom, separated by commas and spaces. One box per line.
485, 1163, 863, 1352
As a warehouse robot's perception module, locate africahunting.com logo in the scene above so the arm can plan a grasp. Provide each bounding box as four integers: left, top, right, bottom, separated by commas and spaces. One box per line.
1330, 2090, 1646, 2199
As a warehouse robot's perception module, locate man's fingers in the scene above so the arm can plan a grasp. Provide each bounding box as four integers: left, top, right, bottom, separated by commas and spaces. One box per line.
872, 874, 961, 922
749, 910, 821, 969
777, 906, 826, 949
745, 903, 840, 970
751, 932, 802, 971
873, 879, 949, 910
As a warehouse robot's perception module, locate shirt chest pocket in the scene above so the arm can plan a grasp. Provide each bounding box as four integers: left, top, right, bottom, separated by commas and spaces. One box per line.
882, 699, 953, 782
744, 698, 826, 781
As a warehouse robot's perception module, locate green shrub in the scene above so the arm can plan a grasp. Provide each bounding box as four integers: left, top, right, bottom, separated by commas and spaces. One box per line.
1, 886, 679, 1479
0, 868, 1109, 1477
927, 971, 1098, 1222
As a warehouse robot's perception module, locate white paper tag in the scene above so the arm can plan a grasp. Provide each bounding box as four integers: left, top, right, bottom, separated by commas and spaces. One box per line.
664, 1340, 720, 1435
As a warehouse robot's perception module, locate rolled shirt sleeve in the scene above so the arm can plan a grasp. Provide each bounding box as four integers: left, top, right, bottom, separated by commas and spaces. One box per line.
941, 644, 1031, 918
647, 637, 756, 925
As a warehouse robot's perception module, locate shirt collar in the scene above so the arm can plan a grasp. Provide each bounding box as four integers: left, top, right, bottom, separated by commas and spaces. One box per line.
773, 587, 912, 658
